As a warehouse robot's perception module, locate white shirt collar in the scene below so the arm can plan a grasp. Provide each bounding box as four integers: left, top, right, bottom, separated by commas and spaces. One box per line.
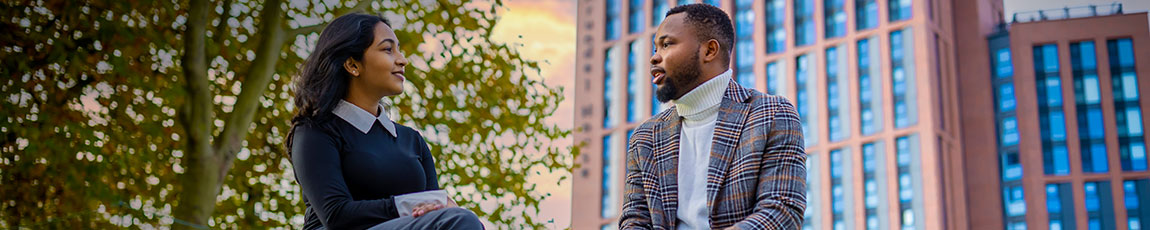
332, 100, 398, 137
673, 69, 732, 122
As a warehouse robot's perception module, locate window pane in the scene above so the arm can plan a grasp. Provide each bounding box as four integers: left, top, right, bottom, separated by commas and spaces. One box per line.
628, 0, 644, 33
766, 0, 787, 53
795, 0, 815, 46
797, 54, 818, 146
859, 37, 883, 135
606, 0, 621, 40
855, 0, 878, 30
889, 0, 911, 21
824, 0, 846, 38
891, 29, 918, 128
604, 47, 617, 128
827, 45, 850, 141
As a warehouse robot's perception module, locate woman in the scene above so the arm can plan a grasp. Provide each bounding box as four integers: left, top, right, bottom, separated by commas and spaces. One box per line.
287, 13, 483, 230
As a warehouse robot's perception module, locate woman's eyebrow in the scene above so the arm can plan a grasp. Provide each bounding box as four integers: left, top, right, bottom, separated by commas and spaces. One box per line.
378, 38, 396, 47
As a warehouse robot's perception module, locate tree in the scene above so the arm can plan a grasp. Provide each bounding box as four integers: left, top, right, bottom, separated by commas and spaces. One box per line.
0, 0, 577, 229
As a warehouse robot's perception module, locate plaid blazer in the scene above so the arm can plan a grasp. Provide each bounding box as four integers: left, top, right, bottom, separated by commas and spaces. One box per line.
619, 80, 807, 230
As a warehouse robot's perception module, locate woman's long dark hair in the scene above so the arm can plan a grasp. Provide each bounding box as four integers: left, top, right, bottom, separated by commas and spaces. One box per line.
286, 13, 390, 158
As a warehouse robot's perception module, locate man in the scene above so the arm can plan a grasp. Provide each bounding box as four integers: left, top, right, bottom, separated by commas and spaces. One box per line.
619, 4, 806, 230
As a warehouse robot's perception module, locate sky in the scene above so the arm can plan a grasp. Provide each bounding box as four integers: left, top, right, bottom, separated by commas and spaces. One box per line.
489, 0, 578, 228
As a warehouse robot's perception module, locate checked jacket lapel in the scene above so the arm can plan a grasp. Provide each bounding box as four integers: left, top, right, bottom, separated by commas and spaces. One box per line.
651, 108, 683, 229
703, 81, 752, 224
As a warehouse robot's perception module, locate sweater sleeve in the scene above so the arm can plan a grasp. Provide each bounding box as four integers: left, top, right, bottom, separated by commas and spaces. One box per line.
416, 134, 440, 190
292, 124, 399, 229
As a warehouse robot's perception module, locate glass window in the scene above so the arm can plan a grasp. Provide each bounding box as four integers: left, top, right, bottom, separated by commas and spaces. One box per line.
735, 0, 755, 90
705, 0, 720, 6
1047, 183, 1076, 230
1001, 150, 1022, 181
825, 0, 846, 38
996, 48, 1014, 78
628, 0, 644, 34
827, 45, 850, 142
999, 83, 1016, 112
891, 29, 918, 128
1084, 181, 1115, 230
628, 41, 644, 123
889, 0, 911, 21
859, 37, 883, 135
797, 54, 818, 146
604, 47, 617, 128
1001, 116, 1019, 146
652, 0, 669, 26
606, 0, 621, 40
1004, 185, 1026, 217
766, 0, 787, 53
795, 0, 815, 46
680, 0, 693, 6
1126, 180, 1149, 230
1072, 41, 1109, 173
830, 149, 849, 229
896, 135, 920, 230
601, 134, 615, 218
1109, 38, 1147, 172
805, 153, 822, 230
766, 61, 784, 95
862, 142, 885, 230
856, 0, 878, 30
1034, 44, 1071, 175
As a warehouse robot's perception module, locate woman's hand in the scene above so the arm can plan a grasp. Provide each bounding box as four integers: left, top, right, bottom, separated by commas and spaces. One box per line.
414, 202, 443, 216
411, 197, 460, 217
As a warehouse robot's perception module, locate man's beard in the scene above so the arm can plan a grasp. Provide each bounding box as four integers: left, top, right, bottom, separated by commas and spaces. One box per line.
655, 51, 702, 103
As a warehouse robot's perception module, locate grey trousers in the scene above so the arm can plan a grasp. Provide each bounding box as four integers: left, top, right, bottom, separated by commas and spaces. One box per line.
366, 207, 484, 230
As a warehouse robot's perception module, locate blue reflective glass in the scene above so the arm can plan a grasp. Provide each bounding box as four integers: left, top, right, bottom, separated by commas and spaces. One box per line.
855, 0, 878, 30
606, 0, 621, 40
767, 0, 787, 53
999, 83, 1016, 111
628, 0, 644, 33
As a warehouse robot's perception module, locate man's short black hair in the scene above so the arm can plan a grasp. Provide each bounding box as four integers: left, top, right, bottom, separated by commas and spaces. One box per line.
665, 3, 734, 64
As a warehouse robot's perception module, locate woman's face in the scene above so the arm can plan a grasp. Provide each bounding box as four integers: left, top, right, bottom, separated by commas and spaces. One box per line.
348, 22, 408, 97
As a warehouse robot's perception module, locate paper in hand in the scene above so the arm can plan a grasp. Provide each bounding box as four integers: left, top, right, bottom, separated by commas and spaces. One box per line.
394, 190, 449, 216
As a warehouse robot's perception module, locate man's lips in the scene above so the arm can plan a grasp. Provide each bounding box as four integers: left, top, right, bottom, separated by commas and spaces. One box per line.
392, 71, 405, 80
651, 68, 665, 85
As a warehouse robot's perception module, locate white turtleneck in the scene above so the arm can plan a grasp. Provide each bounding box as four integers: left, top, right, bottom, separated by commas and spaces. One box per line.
673, 69, 731, 230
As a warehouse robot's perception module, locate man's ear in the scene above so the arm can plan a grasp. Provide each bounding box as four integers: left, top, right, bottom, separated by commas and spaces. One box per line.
702, 39, 720, 63
344, 58, 360, 77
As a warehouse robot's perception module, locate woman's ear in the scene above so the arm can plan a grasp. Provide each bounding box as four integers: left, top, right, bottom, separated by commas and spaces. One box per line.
344, 58, 360, 77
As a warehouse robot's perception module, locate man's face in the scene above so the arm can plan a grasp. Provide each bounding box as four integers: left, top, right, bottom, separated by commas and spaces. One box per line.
650, 13, 703, 103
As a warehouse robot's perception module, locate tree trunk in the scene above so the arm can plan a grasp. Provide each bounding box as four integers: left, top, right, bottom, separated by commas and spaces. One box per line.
172, 0, 286, 228
172, 0, 216, 228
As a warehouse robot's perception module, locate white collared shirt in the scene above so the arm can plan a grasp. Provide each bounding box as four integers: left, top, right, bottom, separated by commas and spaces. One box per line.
672, 69, 732, 230
332, 100, 398, 137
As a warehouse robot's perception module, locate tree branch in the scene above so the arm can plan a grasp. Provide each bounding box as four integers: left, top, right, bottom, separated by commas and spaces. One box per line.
287, 0, 374, 37
214, 0, 287, 160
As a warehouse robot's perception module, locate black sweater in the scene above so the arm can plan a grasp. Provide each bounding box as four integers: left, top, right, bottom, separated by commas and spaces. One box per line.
292, 119, 439, 230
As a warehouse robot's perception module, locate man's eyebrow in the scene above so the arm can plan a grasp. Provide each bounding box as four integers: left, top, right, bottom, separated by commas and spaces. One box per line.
656, 35, 669, 44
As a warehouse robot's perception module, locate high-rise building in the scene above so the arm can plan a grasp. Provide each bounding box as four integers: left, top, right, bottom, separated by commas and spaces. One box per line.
957, 2, 1150, 230
572, 0, 1150, 229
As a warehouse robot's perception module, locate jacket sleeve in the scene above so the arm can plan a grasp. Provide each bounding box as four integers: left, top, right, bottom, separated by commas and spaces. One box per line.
619, 129, 654, 230
731, 99, 808, 230
292, 124, 399, 229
